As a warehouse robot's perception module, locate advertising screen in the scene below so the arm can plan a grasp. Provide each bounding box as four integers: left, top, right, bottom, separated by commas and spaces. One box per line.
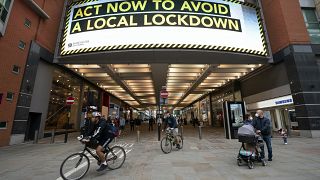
60, 0, 267, 56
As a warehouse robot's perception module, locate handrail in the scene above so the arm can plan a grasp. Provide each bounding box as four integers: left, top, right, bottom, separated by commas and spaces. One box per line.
46, 105, 67, 122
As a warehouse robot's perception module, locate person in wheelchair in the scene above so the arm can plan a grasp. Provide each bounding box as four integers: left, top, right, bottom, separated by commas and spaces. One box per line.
80, 112, 116, 172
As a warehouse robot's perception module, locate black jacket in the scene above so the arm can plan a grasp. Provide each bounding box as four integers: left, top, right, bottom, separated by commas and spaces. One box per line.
252, 116, 271, 136
92, 119, 113, 140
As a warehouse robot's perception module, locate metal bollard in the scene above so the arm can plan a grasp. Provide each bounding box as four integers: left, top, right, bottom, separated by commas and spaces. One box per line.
137, 130, 140, 143
158, 124, 161, 141
181, 126, 184, 139
33, 130, 39, 144
64, 131, 68, 143
198, 126, 202, 140
114, 137, 117, 143
50, 129, 55, 144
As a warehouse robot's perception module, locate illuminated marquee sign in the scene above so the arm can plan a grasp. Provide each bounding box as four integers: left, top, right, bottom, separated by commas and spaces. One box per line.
60, 0, 267, 56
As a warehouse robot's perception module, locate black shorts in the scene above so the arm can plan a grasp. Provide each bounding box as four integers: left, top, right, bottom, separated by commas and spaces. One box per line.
98, 137, 114, 147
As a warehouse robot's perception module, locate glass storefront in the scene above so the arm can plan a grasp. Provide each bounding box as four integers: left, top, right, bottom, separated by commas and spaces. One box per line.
266, 107, 298, 136
211, 91, 242, 127
45, 68, 82, 131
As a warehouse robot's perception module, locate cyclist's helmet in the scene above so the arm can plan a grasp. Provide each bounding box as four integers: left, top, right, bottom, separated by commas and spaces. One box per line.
92, 112, 101, 117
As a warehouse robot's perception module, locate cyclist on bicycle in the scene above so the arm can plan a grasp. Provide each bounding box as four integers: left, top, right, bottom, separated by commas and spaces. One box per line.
84, 112, 116, 172
162, 112, 181, 149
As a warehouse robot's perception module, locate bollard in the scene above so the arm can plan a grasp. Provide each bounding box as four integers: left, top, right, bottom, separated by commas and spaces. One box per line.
114, 137, 117, 143
181, 126, 184, 139
33, 130, 39, 144
137, 130, 140, 143
64, 131, 68, 143
198, 126, 202, 140
158, 124, 161, 141
50, 129, 55, 144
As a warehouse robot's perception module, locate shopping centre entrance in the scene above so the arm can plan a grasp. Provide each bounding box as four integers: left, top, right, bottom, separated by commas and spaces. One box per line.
50, 0, 272, 139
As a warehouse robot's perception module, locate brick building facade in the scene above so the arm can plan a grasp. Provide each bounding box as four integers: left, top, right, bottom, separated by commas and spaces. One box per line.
0, 0, 64, 146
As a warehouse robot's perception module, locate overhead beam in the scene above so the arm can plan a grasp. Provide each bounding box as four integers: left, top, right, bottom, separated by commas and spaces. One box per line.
99, 64, 143, 105
151, 64, 169, 106
176, 64, 218, 106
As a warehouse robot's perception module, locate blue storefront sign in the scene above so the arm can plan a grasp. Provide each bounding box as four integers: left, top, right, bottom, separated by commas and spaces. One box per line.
275, 99, 293, 105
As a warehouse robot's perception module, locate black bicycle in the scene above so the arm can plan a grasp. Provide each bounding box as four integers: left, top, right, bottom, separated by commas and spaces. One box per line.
60, 137, 126, 180
160, 128, 183, 154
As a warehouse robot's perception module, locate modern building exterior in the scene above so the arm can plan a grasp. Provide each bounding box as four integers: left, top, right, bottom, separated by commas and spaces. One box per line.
1, 0, 320, 147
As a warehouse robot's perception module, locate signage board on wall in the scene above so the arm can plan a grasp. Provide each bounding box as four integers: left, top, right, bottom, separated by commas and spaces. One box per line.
60, 0, 267, 56
246, 95, 294, 110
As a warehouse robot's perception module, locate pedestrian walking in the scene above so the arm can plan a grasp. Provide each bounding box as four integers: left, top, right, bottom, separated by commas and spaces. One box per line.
149, 117, 154, 131
278, 128, 288, 144
119, 115, 126, 135
130, 118, 135, 131
252, 110, 273, 161
243, 113, 253, 125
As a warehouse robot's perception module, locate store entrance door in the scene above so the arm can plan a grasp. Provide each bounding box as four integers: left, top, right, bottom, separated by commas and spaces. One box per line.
25, 112, 42, 141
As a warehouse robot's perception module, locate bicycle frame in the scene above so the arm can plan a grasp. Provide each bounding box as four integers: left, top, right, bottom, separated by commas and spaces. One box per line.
82, 145, 100, 161
80, 144, 117, 164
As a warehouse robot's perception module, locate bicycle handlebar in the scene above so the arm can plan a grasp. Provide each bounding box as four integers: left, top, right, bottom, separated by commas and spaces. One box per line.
77, 135, 90, 143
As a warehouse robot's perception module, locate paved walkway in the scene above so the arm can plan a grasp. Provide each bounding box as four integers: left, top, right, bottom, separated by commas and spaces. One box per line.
0, 123, 320, 180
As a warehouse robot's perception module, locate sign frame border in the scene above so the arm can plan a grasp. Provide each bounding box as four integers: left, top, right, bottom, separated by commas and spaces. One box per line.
59, 0, 268, 57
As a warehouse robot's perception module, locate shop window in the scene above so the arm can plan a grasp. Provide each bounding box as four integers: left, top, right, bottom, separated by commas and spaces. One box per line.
24, 18, 31, 28
0, 121, 7, 129
302, 8, 320, 44
12, 65, 20, 74
6, 91, 13, 101
0, 0, 13, 36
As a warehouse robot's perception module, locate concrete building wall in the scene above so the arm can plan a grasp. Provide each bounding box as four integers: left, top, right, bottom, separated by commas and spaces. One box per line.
241, 63, 290, 98
29, 61, 54, 138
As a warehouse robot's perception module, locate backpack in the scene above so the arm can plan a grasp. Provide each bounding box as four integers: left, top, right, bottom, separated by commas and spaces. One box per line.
109, 124, 119, 137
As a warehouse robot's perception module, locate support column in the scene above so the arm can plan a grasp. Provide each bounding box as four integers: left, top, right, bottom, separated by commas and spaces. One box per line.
283, 45, 320, 137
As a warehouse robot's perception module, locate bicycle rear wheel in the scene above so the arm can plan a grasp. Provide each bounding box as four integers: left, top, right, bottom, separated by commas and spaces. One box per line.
161, 137, 172, 154
176, 135, 183, 149
60, 153, 90, 180
106, 146, 126, 170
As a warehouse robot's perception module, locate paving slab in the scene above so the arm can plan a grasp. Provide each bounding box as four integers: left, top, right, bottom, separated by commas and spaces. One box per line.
0, 124, 320, 180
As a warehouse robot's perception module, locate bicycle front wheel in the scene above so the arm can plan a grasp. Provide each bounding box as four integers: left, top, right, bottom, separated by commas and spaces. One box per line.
106, 146, 126, 170
60, 153, 90, 180
161, 137, 172, 154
